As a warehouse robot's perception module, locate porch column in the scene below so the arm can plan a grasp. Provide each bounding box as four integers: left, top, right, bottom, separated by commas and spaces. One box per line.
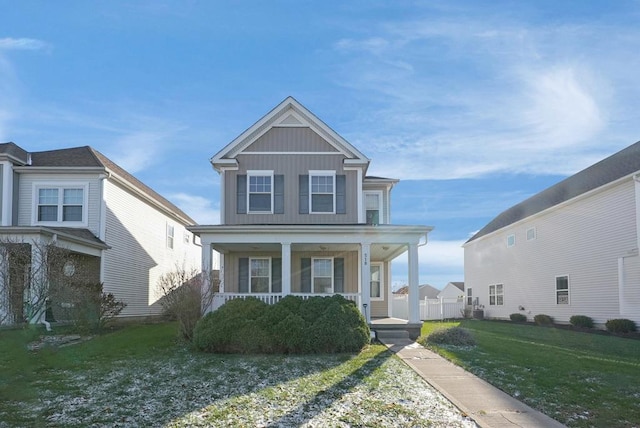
361, 243, 371, 322
281, 242, 291, 295
408, 243, 420, 323
201, 243, 213, 313
219, 253, 225, 293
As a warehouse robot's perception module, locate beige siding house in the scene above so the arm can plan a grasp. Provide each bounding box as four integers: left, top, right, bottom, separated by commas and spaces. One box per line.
464, 141, 640, 326
0, 143, 200, 325
190, 97, 433, 335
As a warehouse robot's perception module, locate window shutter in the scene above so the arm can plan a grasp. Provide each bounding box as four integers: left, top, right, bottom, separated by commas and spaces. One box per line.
237, 175, 247, 214
239, 258, 249, 293
301, 257, 311, 292
334, 258, 344, 293
274, 175, 284, 214
272, 258, 282, 293
336, 175, 346, 214
299, 175, 309, 214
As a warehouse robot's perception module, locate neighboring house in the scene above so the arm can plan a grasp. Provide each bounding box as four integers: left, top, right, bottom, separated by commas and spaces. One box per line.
189, 97, 433, 328
438, 282, 464, 301
395, 284, 440, 300
464, 141, 640, 326
0, 143, 200, 326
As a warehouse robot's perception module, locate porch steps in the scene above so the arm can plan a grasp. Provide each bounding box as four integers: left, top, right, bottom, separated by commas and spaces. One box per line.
374, 329, 411, 340
369, 322, 422, 341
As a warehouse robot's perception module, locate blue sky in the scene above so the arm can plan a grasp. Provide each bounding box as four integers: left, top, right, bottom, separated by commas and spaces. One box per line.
2, 1, 640, 289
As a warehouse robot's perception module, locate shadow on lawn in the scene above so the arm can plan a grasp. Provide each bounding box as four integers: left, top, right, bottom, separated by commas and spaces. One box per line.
264, 346, 394, 427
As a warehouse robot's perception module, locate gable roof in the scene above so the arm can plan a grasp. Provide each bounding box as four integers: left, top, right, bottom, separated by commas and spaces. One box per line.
210, 96, 370, 171
0, 142, 29, 163
448, 281, 464, 291
7, 144, 195, 225
467, 140, 640, 243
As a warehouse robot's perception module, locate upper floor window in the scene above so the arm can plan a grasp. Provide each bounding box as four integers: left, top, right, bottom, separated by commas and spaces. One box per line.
489, 283, 504, 305
35, 185, 86, 224
310, 171, 335, 214
365, 191, 382, 225
166, 224, 175, 249
507, 234, 515, 247
556, 275, 569, 305
248, 171, 273, 213
466, 287, 473, 306
526, 227, 536, 241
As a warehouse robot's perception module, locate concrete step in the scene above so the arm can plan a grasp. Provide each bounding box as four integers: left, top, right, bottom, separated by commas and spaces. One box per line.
374, 329, 411, 340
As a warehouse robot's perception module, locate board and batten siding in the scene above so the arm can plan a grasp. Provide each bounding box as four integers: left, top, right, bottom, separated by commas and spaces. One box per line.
101, 179, 200, 318
17, 173, 102, 236
464, 179, 639, 325
244, 127, 340, 153
223, 250, 359, 294
225, 153, 358, 224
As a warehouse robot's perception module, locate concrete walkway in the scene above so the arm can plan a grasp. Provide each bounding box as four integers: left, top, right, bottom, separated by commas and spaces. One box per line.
379, 338, 566, 428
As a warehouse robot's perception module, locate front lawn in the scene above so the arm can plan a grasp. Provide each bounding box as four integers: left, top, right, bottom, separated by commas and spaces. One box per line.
421, 320, 640, 427
0, 323, 474, 427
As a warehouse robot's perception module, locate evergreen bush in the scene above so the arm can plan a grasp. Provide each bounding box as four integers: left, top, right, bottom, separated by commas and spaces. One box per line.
509, 313, 527, 323
605, 318, 637, 333
418, 327, 476, 347
569, 315, 594, 329
533, 314, 554, 326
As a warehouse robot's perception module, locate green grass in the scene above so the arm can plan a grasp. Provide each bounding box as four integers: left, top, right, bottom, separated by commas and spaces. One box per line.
0, 322, 471, 427
420, 319, 640, 427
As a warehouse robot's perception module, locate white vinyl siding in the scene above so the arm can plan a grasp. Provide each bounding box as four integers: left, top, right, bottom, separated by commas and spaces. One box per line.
464, 179, 639, 325
101, 179, 201, 319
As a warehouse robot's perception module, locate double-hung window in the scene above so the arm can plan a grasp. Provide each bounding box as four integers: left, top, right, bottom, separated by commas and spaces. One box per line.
248, 171, 273, 213
489, 284, 504, 306
370, 263, 382, 300
310, 171, 335, 214
365, 191, 382, 225
166, 224, 175, 249
35, 185, 86, 224
250, 258, 271, 293
556, 276, 569, 304
312, 258, 333, 293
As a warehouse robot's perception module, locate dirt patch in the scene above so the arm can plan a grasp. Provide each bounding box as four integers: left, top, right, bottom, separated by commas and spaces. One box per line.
27, 335, 93, 351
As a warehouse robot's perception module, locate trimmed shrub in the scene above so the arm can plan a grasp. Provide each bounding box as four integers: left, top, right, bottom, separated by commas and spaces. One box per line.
605, 318, 637, 333
419, 327, 476, 347
510, 313, 527, 323
570, 315, 594, 329
534, 314, 554, 326
193, 295, 369, 354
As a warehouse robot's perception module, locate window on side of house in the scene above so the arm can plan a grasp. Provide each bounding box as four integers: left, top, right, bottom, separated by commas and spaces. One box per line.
309, 171, 335, 214
166, 224, 175, 249
556, 275, 569, 305
312, 257, 333, 293
370, 263, 382, 300
183, 231, 190, 244
247, 171, 273, 213
489, 283, 504, 306
250, 257, 271, 293
466, 287, 473, 306
527, 227, 536, 241
365, 191, 382, 225
507, 234, 515, 247
36, 186, 86, 224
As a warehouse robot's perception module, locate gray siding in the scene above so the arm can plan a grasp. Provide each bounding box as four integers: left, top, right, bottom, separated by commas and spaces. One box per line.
464, 179, 640, 325
245, 127, 339, 152
225, 154, 358, 224
224, 250, 359, 294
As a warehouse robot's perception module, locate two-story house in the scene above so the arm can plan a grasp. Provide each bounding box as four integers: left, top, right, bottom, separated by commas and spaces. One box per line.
189, 97, 433, 336
464, 140, 640, 326
0, 143, 201, 326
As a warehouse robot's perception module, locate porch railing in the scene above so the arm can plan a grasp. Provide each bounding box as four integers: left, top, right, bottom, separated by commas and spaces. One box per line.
211, 292, 360, 311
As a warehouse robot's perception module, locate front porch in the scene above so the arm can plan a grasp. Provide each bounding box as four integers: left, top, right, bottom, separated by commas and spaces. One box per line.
211, 291, 360, 311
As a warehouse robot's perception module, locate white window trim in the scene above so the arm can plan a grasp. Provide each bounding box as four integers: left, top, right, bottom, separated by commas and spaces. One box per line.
32, 182, 89, 226
370, 262, 384, 301
312, 256, 334, 293
250, 257, 272, 293
309, 170, 336, 214
364, 190, 384, 225
166, 223, 175, 249
555, 275, 570, 305
466, 287, 473, 306
526, 227, 537, 241
247, 170, 274, 214
507, 234, 515, 247
489, 283, 504, 306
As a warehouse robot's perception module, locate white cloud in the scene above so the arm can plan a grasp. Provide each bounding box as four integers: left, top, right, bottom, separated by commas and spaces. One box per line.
0, 37, 50, 51
167, 192, 219, 225
107, 131, 168, 174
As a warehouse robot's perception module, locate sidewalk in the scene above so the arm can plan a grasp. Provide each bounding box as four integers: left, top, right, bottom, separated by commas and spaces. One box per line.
379, 338, 566, 428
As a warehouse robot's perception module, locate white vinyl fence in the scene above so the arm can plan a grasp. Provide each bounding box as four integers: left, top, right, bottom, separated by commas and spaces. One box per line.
392, 295, 465, 320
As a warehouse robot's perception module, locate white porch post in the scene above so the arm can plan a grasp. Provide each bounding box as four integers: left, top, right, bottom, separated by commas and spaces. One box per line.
281, 242, 291, 295
361, 242, 371, 322
219, 253, 225, 293
201, 242, 213, 313
408, 243, 420, 323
